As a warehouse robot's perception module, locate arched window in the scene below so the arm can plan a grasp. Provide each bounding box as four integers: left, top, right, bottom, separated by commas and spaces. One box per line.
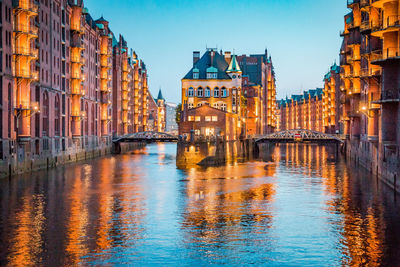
205, 87, 211, 97
42, 91, 49, 136
197, 87, 203, 97
221, 87, 227, 97
214, 87, 219, 98
188, 87, 194, 97
54, 94, 60, 136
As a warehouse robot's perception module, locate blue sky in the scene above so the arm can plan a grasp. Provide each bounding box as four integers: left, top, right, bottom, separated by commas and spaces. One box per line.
85, 0, 348, 103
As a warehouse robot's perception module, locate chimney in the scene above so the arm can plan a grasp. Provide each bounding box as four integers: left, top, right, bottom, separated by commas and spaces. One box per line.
193, 51, 200, 66
224, 51, 231, 64
210, 50, 215, 66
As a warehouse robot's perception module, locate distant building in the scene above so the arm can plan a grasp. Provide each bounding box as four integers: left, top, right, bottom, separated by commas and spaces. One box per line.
165, 102, 178, 134
148, 89, 166, 132
277, 89, 324, 132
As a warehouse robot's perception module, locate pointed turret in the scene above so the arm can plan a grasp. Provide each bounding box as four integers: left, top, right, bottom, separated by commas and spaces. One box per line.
226, 54, 242, 73
157, 88, 165, 101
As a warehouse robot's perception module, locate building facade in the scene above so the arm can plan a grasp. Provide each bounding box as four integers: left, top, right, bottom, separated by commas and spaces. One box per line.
340, 0, 400, 191
165, 102, 178, 134
0, 0, 150, 177
277, 89, 324, 132
179, 49, 277, 141
147, 89, 166, 133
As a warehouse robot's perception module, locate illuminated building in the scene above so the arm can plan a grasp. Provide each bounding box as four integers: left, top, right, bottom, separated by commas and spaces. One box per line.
340, 0, 400, 190
323, 63, 342, 134
148, 89, 166, 132
0, 0, 150, 177
179, 49, 277, 141
277, 89, 324, 132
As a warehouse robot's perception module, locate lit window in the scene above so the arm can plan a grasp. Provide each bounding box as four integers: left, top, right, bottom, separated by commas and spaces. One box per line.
221, 103, 227, 111
188, 116, 194, 121
188, 103, 194, 109
195, 116, 201, 122
195, 129, 200, 135
212, 116, 218, 122
205, 116, 211, 122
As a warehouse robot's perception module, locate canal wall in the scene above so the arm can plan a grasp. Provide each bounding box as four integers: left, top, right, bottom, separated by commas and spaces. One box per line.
0, 138, 145, 179
345, 140, 400, 193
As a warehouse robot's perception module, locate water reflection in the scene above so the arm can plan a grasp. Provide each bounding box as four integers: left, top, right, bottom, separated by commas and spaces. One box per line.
0, 143, 399, 265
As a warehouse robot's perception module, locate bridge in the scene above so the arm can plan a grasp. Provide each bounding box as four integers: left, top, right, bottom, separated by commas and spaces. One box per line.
255, 129, 344, 144
113, 131, 179, 143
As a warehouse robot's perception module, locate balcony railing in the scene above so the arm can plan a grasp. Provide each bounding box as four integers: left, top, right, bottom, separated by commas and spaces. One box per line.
14, 24, 38, 36
372, 16, 400, 32
14, 0, 39, 14
360, 68, 382, 77
379, 90, 400, 102
371, 47, 400, 62
13, 46, 38, 58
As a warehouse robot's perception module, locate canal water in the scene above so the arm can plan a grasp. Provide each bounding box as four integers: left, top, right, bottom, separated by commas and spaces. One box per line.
1, 143, 400, 266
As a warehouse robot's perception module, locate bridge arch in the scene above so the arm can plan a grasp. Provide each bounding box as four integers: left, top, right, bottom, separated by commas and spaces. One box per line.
113, 131, 179, 143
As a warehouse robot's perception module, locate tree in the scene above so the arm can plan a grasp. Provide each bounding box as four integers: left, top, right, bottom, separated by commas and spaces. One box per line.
175, 103, 182, 124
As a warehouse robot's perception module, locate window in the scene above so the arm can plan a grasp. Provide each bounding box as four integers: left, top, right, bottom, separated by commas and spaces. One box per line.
221, 103, 227, 111
205, 116, 211, 122
188, 116, 194, 121
197, 87, 203, 97
195, 116, 201, 122
207, 72, 217, 79
188, 103, 194, 109
212, 116, 218, 122
42, 91, 49, 136
214, 87, 219, 97
55, 95, 60, 136
188, 87, 194, 97
193, 72, 199, 79
221, 87, 227, 97
205, 87, 211, 97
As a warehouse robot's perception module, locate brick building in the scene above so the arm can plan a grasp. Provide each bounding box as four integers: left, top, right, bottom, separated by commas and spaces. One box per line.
0, 0, 150, 177
340, 0, 400, 190
179, 49, 277, 141
277, 89, 324, 132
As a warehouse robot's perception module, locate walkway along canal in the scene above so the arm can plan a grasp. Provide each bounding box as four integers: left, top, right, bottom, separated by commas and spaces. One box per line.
0, 142, 400, 265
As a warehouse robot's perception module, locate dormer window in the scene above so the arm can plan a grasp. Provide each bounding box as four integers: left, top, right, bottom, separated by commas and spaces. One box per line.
193, 68, 199, 79
206, 66, 218, 79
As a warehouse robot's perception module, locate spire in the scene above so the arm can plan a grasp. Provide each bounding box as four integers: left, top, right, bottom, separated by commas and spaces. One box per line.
227, 54, 242, 73
157, 88, 164, 101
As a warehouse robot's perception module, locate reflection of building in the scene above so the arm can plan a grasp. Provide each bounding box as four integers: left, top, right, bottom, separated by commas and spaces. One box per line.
165, 102, 178, 134
179, 49, 277, 140
339, 0, 400, 190
0, 0, 150, 177
277, 89, 324, 132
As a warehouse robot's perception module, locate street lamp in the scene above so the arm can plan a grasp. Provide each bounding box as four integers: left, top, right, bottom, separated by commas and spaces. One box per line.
360, 105, 373, 118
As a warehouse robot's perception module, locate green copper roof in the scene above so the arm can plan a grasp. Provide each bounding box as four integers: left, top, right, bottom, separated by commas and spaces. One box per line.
206, 66, 218, 73
96, 23, 104, 30
82, 7, 88, 14
227, 55, 242, 73
193, 67, 199, 73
